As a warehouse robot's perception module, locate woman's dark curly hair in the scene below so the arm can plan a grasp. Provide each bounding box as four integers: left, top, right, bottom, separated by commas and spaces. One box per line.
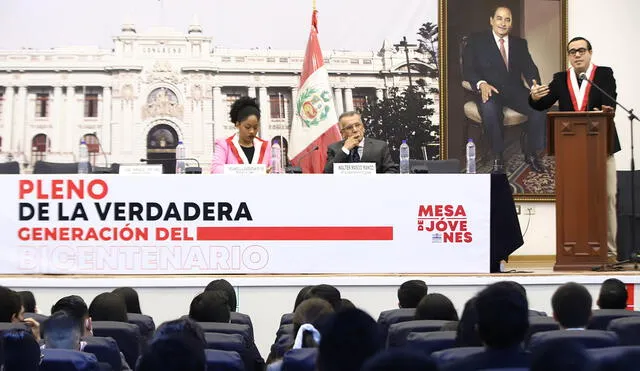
230, 96, 261, 124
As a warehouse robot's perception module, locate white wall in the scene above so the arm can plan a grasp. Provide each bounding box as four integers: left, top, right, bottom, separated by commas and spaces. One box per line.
513, 0, 640, 256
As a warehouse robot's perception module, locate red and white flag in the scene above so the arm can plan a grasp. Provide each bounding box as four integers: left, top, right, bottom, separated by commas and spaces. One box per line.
289, 9, 341, 173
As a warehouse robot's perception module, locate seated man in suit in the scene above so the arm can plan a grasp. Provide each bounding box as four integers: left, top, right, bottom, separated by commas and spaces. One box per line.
597, 278, 627, 310
398, 280, 429, 309
463, 5, 547, 171
323, 111, 398, 174
551, 282, 592, 330
443, 281, 530, 371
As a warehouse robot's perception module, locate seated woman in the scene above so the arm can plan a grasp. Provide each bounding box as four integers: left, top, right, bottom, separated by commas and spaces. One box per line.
211, 96, 271, 173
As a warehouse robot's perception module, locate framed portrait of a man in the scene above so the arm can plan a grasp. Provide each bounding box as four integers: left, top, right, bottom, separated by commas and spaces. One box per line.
439, 0, 568, 200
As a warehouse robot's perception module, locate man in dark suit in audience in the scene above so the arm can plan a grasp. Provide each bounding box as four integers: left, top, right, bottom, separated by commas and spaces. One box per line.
442, 281, 530, 371
551, 282, 592, 330
463, 5, 547, 171
324, 111, 398, 174
398, 280, 429, 309
530, 36, 621, 263
597, 278, 627, 309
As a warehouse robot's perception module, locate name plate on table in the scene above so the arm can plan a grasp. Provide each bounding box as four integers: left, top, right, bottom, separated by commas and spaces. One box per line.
224, 164, 266, 175
118, 164, 163, 175
334, 163, 376, 175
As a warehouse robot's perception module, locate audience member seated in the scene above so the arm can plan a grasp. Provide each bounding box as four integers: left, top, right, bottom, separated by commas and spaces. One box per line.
377, 280, 429, 345
20, 290, 48, 325
43, 311, 82, 350
306, 284, 342, 311
89, 293, 129, 323
2, 328, 41, 371
205, 279, 254, 337
317, 308, 381, 371
111, 287, 141, 314
414, 293, 459, 322
442, 281, 530, 371
340, 298, 355, 311
455, 297, 482, 347
507, 280, 548, 316
190, 291, 231, 323
0, 286, 40, 341
362, 348, 438, 371
598, 278, 628, 310
552, 282, 593, 330
530, 341, 594, 371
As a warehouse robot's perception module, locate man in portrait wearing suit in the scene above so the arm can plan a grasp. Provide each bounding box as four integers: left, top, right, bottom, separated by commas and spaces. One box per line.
323, 111, 398, 174
530, 37, 621, 263
463, 5, 547, 172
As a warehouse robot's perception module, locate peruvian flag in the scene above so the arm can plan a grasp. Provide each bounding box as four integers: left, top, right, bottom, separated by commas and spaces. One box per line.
289, 9, 341, 173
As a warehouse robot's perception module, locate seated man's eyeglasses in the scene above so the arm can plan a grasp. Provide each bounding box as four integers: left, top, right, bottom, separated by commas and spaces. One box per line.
341, 122, 363, 132
568, 48, 588, 56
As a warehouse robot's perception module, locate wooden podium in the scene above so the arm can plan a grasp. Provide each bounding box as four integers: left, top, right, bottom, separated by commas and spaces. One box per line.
548, 111, 614, 271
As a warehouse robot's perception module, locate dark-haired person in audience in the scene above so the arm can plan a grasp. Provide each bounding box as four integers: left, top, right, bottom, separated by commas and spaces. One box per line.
398, 280, 429, 308
455, 297, 482, 347
112, 287, 142, 314
205, 279, 237, 312
362, 348, 438, 371
293, 286, 313, 311
317, 308, 381, 371
552, 282, 592, 329
89, 292, 128, 322
267, 298, 335, 370
306, 284, 342, 311
597, 278, 628, 309
530, 340, 594, 371
137, 319, 207, 371
340, 298, 356, 311
444, 281, 530, 371
211, 96, 272, 173
43, 311, 82, 350
50, 295, 132, 370
18, 290, 37, 313
0, 286, 40, 341
415, 293, 459, 321
2, 328, 41, 371
506, 280, 547, 316
189, 291, 231, 323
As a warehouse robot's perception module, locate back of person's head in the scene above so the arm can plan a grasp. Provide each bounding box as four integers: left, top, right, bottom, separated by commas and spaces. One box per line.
153, 318, 206, 346
43, 310, 83, 350
136, 335, 206, 371
552, 282, 592, 329
475, 281, 529, 349
456, 297, 482, 347
205, 279, 237, 312
18, 291, 37, 313
89, 292, 128, 322
415, 293, 459, 321
317, 308, 381, 371
293, 286, 314, 311
2, 328, 41, 371
397, 280, 429, 308
362, 348, 438, 371
339, 298, 356, 311
307, 284, 342, 311
51, 295, 91, 336
292, 298, 334, 348
531, 340, 595, 371
597, 278, 627, 309
0, 286, 22, 323
112, 287, 142, 314
189, 291, 231, 323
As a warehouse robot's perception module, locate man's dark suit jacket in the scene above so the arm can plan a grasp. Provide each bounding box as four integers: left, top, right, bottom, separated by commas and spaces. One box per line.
441, 346, 530, 371
463, 31, 540, 95
529, 66, 621, 154
323, 138, 399, 174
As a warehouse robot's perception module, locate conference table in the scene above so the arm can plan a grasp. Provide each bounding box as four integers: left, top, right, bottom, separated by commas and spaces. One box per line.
0, 173, 521, 275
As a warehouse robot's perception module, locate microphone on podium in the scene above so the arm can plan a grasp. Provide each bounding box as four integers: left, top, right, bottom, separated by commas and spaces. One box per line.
286, 145, 319, 174
140, 158, 202, 174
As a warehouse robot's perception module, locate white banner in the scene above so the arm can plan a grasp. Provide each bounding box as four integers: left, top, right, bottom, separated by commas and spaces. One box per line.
0, 174, 490, 274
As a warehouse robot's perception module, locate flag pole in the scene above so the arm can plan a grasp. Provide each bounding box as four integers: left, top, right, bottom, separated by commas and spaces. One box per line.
312, 0, 316, 10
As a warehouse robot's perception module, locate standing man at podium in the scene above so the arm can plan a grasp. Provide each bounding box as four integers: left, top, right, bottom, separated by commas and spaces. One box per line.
529, 37, 621, 263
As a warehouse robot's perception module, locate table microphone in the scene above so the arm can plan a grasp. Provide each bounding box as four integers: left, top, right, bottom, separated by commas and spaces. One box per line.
286, 145, 319, 174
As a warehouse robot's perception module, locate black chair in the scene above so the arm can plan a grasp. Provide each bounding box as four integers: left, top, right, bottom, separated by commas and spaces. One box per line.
198, 322, 258, 371
409, 159, 462, 174
269, 333, 294, 360
205, 332, 245, 354
588, 309, 640, 330
0, 161, 20, 174
524, 316, 560, 345
406, 331, 457, 356
91, 321, 142, 368
387, 320, 452, 348
430, 347, 484, 368
275, 323, 294, 344
587, 346, 640, 370
528, 330, 619, 352
377, 308, 416, 345
230, 312, 254, 340
205, 349, 245, 371
33, 161, 92, 174
83, 336, 122, 371
24, 312, 49, 324
280, 312, 294, 326
0, 322, 29, 333
529, 310, 547, 317
40, 348, 101, 371
608, 316, 640, 345
282, 348, 318, 371
126, 313, 155, 340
